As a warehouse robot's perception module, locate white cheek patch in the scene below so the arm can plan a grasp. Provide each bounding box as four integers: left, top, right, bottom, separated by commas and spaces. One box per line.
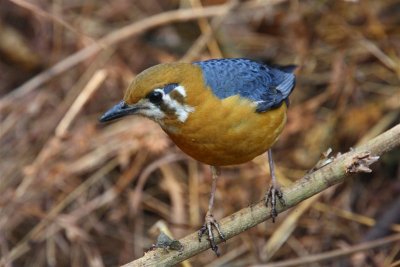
176, 103, 195, 122
136, 100, 165, 122
163, 86, 194, 123
173, 85, 187, 97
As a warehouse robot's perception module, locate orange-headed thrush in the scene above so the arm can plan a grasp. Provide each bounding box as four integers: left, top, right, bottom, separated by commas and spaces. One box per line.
100, 58, 296, 255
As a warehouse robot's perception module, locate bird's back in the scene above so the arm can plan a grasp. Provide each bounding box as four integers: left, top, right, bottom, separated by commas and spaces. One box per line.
193, 58, 295, 112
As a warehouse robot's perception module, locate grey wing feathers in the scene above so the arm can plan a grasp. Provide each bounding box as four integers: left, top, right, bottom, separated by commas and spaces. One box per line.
255, 67, 295, 112
193, 58, 296, 113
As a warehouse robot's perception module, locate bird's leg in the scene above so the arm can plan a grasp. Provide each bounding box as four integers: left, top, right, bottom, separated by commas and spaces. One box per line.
265, 149, 285, 222
198, 166, 225, 256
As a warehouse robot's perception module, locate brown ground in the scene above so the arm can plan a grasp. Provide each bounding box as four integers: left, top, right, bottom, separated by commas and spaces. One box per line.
1, 1, 399, 266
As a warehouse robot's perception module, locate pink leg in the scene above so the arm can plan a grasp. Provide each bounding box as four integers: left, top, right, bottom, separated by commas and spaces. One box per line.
265, 149, 285, 222
198, 166, 225, 256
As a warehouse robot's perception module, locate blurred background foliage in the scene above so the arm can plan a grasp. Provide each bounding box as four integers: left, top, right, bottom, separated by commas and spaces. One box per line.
0, 0, 399, 266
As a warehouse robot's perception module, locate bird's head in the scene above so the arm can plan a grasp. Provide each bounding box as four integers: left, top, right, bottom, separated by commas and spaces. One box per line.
100, 62, 205, 128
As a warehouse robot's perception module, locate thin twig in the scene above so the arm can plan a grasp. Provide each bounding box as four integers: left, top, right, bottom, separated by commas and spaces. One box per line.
261, 194, 322, 262
180, 0, 239, 62
122, 124, 400, 267
55, 69, 107, 137
131, 154, 187, 215
187, 0, 223, 58
8, 0, 93, 42
1, 160, 119, 265
0, 0, 281, 108
255, 233, 400, 267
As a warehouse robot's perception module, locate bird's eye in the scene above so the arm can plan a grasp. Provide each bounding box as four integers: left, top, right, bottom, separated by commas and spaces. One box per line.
147, 90, 163, 104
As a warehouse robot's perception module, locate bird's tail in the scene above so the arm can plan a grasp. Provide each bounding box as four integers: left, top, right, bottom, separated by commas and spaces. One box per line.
277, 64, 297, 73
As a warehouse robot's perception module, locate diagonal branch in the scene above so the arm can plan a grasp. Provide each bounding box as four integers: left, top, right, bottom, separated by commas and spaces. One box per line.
123, 123, 400, 267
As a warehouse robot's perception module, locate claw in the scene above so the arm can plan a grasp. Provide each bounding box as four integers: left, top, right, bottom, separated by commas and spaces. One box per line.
198, 212, 225, 256
265, 185, 285, 222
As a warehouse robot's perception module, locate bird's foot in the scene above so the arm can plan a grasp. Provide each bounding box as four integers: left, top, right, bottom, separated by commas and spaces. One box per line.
265, 185, 285, 222
198, 211, 226, 256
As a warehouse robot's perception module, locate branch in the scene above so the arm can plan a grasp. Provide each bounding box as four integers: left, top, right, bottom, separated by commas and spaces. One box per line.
123, 123, 400, 267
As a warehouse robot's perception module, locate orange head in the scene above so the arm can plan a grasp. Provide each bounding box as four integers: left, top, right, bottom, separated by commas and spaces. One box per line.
100, 62, 208, 129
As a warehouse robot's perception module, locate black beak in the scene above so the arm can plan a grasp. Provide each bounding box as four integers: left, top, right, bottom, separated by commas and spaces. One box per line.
99, 101, 139, 122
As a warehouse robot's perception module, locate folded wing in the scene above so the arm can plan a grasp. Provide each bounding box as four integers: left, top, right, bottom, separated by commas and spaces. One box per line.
194, 58, 296, 113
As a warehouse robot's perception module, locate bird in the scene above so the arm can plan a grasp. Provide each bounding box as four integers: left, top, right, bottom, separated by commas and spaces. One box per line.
100, 58, 296, 255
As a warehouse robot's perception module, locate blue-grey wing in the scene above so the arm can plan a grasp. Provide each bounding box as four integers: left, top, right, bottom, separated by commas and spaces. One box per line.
193, 58, 295, 113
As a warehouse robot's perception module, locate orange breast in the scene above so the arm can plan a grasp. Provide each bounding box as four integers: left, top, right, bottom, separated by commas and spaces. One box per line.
164, 89, 287, 166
